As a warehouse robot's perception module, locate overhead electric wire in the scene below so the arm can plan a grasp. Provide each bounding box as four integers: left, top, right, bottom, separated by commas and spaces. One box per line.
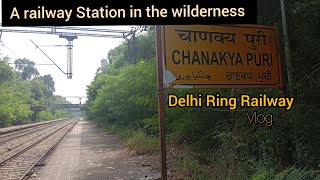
53, 26, 130, 33
37, 45, 68, 47
13, 25, 131, 33
0, 41, 20, 59
29, 39, 66, 75
8, 63, 55, 66
0, 25, 132, 38
0, 26, 136, 79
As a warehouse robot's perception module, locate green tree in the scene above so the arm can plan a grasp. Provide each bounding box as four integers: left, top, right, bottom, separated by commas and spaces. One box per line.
33, 74, 55, 97
0, 55, 71, 126
14, 58, 39, 80
0, 57, 15, 82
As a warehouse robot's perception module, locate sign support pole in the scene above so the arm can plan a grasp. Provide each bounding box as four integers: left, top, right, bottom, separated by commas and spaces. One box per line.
280, 0, 292, 94
155, 25, 167, 180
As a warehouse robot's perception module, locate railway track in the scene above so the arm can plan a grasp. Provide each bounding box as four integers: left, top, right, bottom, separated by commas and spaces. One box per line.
0, 119, 74, 159
0, 118, 67, 136
0, 120, 68, 145
0, 118, 78, 180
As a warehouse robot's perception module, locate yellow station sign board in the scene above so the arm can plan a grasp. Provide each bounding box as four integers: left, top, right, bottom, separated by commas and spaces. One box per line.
160, 25, 284, 89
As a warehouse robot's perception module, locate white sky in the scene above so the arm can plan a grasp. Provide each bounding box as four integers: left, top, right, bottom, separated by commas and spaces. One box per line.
0, 4, 132, 103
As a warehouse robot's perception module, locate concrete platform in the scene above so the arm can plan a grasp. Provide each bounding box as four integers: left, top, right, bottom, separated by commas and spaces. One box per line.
36, 119, 160, 180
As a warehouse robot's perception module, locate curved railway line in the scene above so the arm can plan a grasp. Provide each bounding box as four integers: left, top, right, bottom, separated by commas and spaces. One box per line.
0, 118, 79, 180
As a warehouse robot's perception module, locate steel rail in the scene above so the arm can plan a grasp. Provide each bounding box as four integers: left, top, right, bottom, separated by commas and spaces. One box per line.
0, 120, 68, 145
0, 120, 76, 166
0, 119, 62, 139
0, 118, 67, 136
19, 119, 79, 180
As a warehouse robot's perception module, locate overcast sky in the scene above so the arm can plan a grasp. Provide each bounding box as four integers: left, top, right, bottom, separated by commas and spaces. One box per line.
0, 4, 132, 103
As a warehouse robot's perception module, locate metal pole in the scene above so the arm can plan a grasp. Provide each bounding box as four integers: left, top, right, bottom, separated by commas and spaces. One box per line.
280, 0, 292, 94
67, 40, 73, 79
155, 25, 167, 180
59, 35, 77, 79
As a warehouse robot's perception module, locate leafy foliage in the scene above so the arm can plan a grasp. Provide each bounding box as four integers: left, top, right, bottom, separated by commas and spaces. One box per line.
14, 58, 39, 80
0, 57, 71, 127
0, 57, 16, 82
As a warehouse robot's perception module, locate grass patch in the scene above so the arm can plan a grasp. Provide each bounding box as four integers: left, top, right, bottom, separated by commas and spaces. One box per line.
95, 119, 159, 155
170, 156, 211, 180
123, 130, 159, 155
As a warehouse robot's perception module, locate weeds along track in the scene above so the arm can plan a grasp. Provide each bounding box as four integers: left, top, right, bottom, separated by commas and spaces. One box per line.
0, 119, 78, 180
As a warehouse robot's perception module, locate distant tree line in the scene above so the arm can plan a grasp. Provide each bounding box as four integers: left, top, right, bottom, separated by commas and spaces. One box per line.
0, 56, 71, 127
